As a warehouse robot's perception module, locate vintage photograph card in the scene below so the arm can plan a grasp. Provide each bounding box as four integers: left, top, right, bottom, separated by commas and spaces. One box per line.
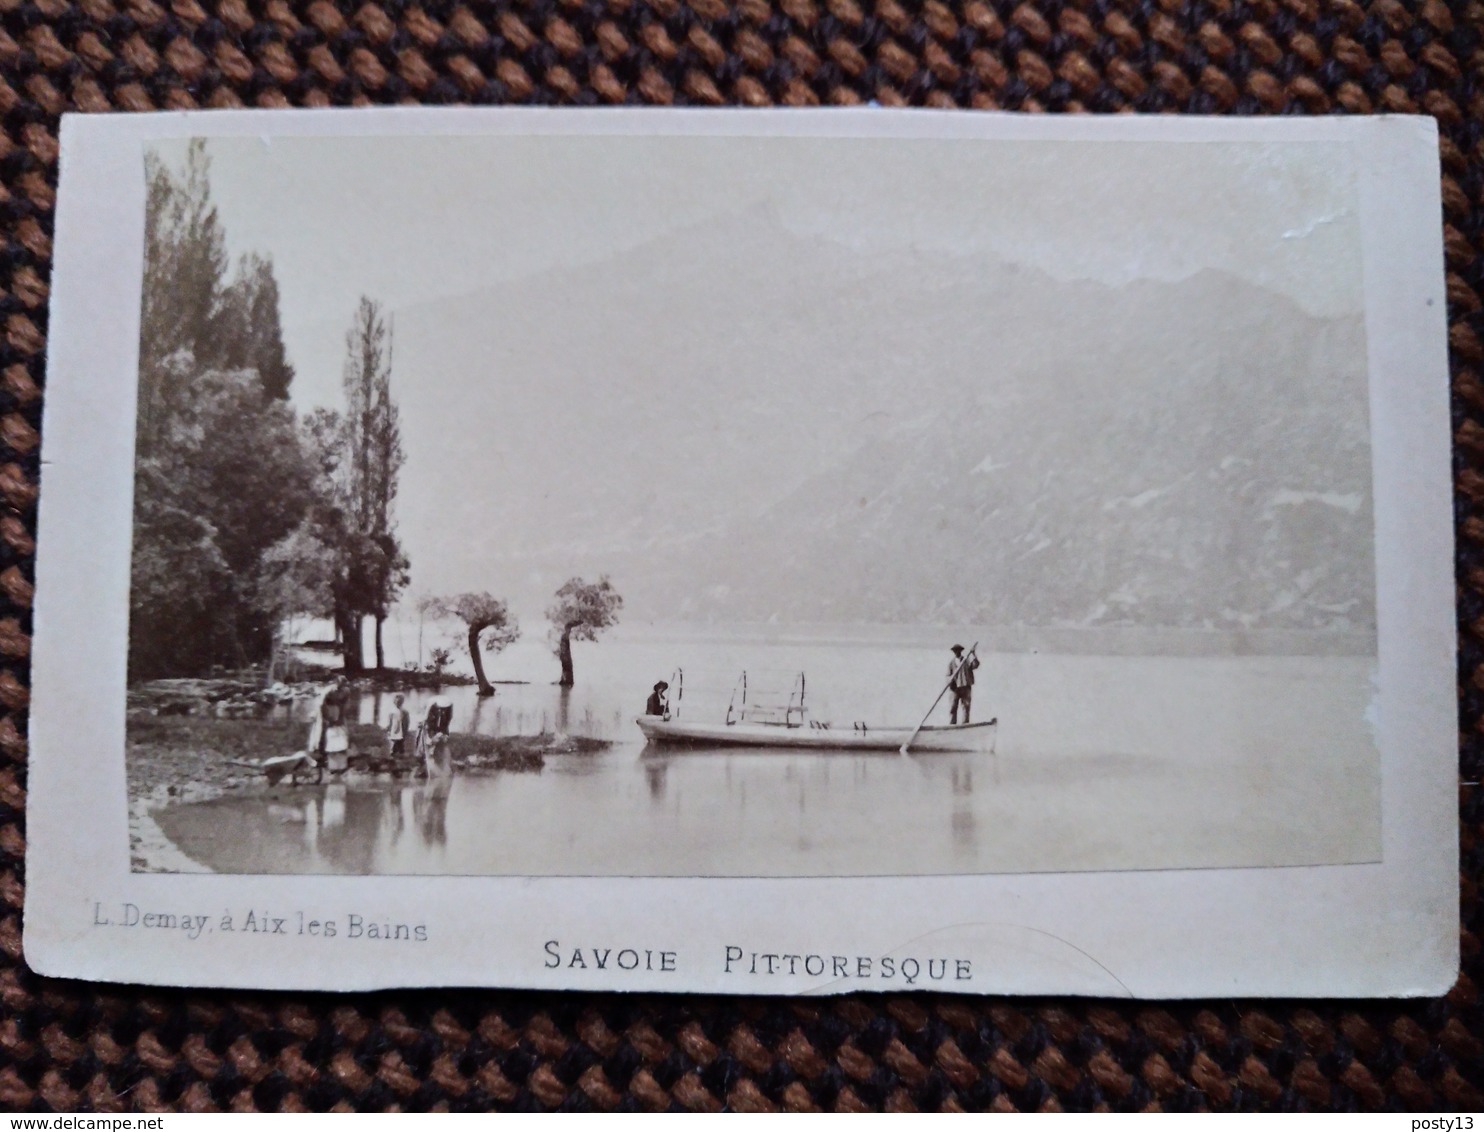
25, 109, 1455, 995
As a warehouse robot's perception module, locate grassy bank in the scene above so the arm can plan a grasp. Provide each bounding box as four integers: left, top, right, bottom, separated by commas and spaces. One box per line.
126, 715, 608, 803
347, 667, 480, 690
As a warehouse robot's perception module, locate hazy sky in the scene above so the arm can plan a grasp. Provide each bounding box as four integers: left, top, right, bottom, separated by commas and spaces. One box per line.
146, 134, 1365, 610
156, 134, 1361, 408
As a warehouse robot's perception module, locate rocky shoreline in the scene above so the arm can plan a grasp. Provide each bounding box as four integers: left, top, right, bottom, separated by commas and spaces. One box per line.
128, 669, 481, 721
126, 714, 609, 871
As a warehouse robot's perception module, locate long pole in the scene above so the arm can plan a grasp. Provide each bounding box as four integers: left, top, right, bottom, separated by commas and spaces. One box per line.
900, 642, 978, 755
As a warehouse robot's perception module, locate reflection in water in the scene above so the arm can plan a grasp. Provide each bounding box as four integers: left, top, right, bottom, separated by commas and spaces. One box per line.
152, 729, 1379, 876
643, 757, 668, 801
150, 651, 1379, 876
323, 785, 345, 829
948, 762, 977, 849
467, 694, 492, 735
407, 779, 451, 848
302, 785, 383, 874
156, 779, 467, 873
952, 764, 973, 795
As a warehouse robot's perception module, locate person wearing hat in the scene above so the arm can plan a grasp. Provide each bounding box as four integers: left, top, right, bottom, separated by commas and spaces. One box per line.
306, 675, 351, 783
419, 695, 455, 779
645, 681, 671, 719
946, 645, 980, 724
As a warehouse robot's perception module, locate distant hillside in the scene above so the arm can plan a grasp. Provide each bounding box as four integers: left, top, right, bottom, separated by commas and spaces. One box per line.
394, 206, 1372, 633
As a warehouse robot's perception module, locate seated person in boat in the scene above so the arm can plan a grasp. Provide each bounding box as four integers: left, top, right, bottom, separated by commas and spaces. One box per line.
947, 644, 980, 724
645, 681, 670, 719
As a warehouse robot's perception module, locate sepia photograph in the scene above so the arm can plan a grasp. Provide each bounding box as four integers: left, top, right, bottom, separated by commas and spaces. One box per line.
121, 131, 1381, 878
23, 108, 1455, 997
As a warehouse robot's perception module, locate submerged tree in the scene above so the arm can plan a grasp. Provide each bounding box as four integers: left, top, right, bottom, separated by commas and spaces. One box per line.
432, 593, 521, 698
547, 576, 623, 687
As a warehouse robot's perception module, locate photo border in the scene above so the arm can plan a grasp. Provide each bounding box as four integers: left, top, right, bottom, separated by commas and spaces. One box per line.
24, 108, 1455, 996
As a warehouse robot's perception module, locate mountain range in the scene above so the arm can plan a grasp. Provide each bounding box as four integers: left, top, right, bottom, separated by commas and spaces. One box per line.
390, 205, 1372, 634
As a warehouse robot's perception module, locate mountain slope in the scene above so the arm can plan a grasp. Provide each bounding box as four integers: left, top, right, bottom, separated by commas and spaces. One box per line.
392, 208, 1372, 632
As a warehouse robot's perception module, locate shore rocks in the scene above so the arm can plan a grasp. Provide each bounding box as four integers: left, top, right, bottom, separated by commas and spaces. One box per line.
128, 669, 477, 719
129, 677, 327, 718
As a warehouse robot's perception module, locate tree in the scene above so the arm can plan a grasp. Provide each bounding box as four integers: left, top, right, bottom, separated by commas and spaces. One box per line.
338, 297, 408, 670
129, 365, 317, 678
218, 253, 295, 399
138, 140, 229, 455
296, 424, 382, 675
129, 483, 236, 679
129, 141, 315, 681
255, 519, 338, 681
432, 594, 520, 698
368, 538, 411, 671
425, 647, 453, 682
546, 576, 623, 687
297, 407, 364, 671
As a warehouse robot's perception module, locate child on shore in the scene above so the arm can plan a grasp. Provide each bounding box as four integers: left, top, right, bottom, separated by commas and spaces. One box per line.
385, 693, 411, 768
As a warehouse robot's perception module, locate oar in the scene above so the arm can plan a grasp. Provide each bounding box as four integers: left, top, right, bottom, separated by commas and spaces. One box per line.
900, 641, 978, 755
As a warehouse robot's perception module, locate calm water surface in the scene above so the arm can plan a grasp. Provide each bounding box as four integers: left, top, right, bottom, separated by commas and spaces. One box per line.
149, 635, 1382, 876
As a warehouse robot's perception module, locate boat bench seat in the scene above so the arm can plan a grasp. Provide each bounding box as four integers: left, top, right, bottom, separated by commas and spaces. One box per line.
742, 705, 802, 726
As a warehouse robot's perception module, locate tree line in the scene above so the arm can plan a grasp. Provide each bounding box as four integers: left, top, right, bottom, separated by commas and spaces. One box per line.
131, 141, 406, 681
131, 141, 626, 689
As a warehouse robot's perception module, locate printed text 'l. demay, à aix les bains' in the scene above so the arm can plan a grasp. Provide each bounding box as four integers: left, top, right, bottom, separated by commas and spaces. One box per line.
93, 903, 428, 942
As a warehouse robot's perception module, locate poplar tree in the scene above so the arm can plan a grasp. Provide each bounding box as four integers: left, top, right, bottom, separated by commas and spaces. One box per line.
219, 253, 296, 400
336, 297, 408, 671
130, 142, 313, 679
138, 139, 227, 453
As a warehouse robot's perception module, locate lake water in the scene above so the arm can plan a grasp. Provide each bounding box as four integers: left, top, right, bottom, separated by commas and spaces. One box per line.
150, 631, 1381, 876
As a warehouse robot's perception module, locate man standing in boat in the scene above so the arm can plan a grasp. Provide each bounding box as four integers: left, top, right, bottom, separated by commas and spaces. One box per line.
947, 644, 979, 724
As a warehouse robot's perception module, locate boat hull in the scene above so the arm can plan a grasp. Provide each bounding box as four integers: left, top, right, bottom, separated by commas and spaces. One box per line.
634, 716, 996, 752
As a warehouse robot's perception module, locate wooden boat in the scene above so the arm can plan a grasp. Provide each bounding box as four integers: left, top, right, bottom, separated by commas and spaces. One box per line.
635, 715, 996, 752
636, 666, 996, 752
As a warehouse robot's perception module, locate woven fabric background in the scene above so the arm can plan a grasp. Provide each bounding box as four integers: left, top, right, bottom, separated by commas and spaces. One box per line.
0, 0, 1480, 1113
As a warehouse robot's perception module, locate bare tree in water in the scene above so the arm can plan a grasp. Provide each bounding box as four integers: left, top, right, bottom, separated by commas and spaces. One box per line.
433, 593, 520, 698
547, 576, 622, 687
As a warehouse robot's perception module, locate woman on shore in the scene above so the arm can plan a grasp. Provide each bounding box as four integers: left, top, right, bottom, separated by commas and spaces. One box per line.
306, 676, 351, 782
419, 695, 454, 779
